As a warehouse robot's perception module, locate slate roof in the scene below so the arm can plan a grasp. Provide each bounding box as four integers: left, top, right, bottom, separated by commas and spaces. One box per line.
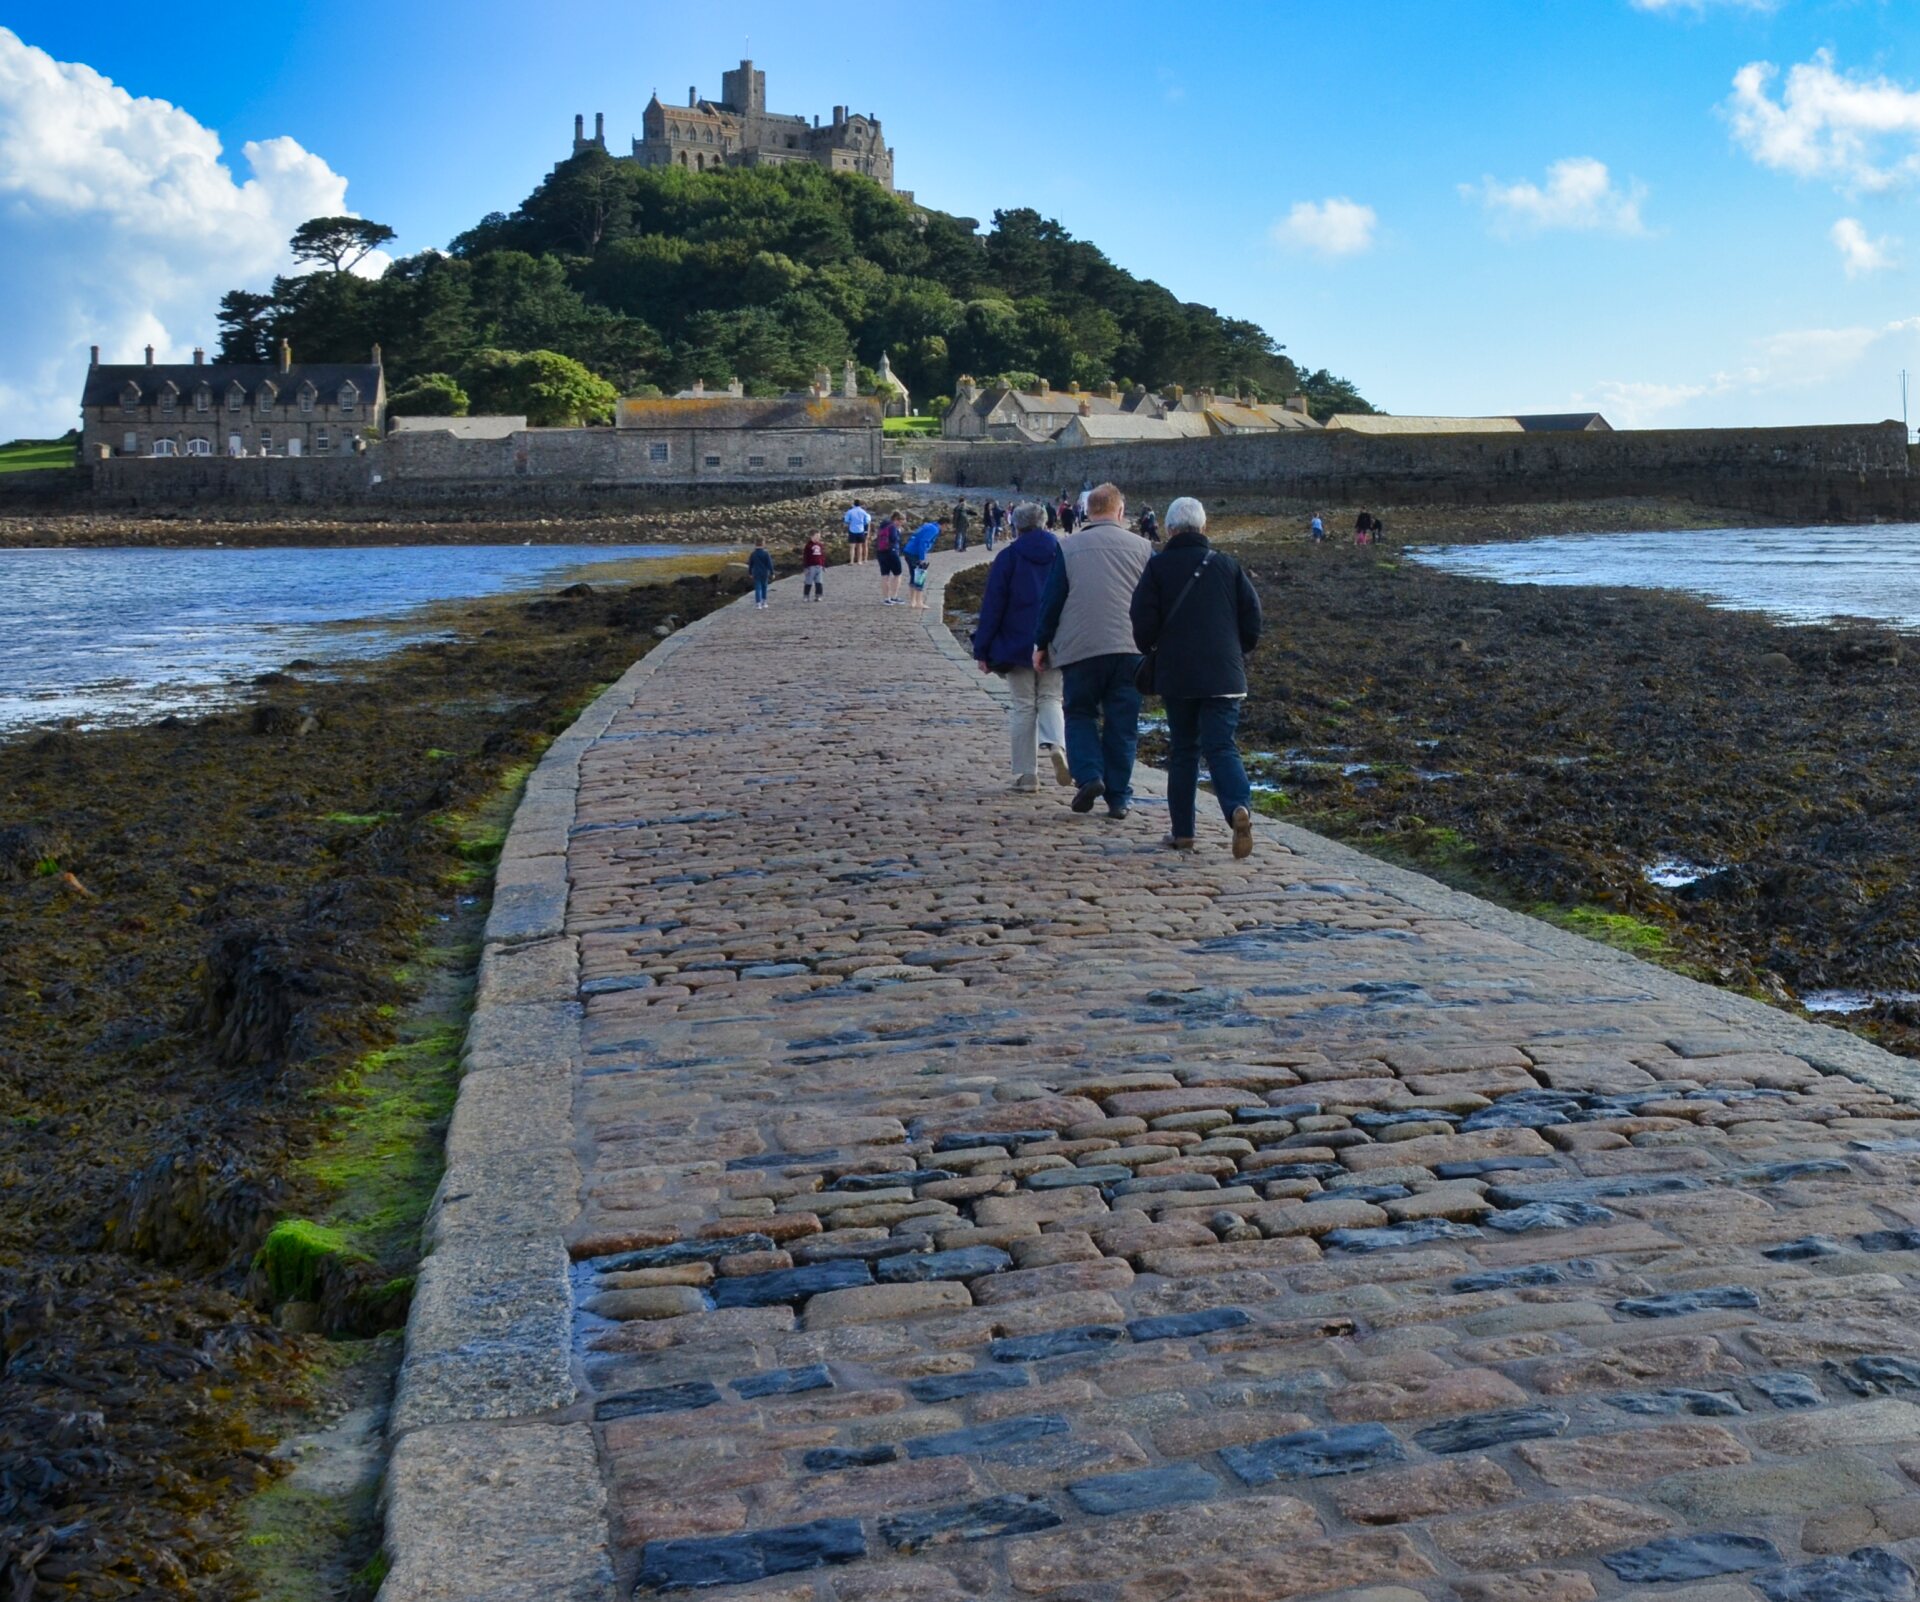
85, 362, 378, 408
1327, 414, 1526, 435
1514, 412, 1613, 432
1059, 413, 1209, 443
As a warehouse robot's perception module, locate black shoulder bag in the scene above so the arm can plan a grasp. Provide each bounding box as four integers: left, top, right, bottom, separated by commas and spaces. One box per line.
1134, 552, 1213, 695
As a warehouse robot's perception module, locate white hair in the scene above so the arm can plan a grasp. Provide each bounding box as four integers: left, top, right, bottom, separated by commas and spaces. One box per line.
1012, 500, 1046, 531
1165, 496, 1207, 533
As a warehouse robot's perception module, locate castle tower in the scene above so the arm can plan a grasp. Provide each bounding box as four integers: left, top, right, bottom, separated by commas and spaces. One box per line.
721, 59, 766, 115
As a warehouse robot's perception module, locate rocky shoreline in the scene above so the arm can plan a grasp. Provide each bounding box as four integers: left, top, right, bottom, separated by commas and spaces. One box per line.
0, 562, 745, 1596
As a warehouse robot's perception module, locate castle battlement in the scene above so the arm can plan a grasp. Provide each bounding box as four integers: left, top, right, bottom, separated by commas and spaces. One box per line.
569, 59, 896, 192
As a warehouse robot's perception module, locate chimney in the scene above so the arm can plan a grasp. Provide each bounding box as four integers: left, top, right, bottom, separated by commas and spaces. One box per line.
689, 87, 698, 107
1284, 393, 1310, 415
1079, 398, 1090, 416
89, 345, 99, 367
833, 105, 846, 125
595, 112, 605, 143
1068, 381, 1080, 396
279, 339, 292, 374
144, 344, 154, 366
691, 378, 704, 397
575, 113, 584, 143
1036, 377, 1050, 397
727, 376, 743, 398
371, 343, 383, 368
193, 347, 204, 365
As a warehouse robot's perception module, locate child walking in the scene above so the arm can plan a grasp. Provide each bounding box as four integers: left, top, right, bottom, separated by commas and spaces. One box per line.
748, 538, 774, 609
802, 532, 828, 601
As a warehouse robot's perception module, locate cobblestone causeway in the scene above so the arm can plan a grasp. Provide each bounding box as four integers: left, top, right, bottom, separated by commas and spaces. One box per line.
395, 551, 1920, 1602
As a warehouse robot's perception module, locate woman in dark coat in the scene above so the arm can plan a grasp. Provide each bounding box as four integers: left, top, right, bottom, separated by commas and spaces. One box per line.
972, 503, 1070, 792
1129, 496, 1263, 856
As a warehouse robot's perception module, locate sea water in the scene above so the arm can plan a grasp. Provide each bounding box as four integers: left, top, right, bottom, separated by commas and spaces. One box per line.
0, 543, 725, 734
1411, 525, 1920, 631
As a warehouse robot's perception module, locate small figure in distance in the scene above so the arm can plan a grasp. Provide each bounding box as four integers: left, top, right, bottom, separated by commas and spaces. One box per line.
1309, 512, 1326, 543
802, 530, 828, 601
903, 516, 941, 612
1044, 499, 1059, 532
748, 536, 774, 610
1354, 511, 1374, 546
873, 512, 906, 605
843, 499, 871, 564
1138, 505, 1159, 544
1130, 496, 1263, 857
953, 496, 971, 553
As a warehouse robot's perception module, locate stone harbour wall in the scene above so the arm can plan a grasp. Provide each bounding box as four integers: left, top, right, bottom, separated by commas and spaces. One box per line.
934, 421, 1918, 521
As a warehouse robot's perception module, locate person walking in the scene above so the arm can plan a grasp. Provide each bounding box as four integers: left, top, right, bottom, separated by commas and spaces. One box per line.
1309, 513, 1326, 543
1044, 499, 1059, 532
748, 537, 775, 609
1131, 496, 1263, 857
802, 531, 828, 601
844, 500, 871, 563
1137, 506, 1159, 544
953, 497, 972, 553
1033, 482, 1151, 820
973, 503, 1070, 793
903, 516, 940, 612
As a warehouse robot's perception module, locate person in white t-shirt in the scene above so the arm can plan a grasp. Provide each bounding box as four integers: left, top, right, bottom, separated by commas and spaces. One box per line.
843, 501, 872, 564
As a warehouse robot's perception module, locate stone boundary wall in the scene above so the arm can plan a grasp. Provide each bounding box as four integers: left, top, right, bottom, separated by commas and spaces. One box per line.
84, 426, 887, 508
933, 421, 1916, 521
378, 554, 1920, 1600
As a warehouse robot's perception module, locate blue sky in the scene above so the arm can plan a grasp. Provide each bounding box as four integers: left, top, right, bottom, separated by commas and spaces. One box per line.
1, 1, 1916, 435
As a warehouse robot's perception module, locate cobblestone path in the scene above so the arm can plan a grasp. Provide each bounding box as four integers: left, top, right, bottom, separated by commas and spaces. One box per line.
448, 554, 1920, 1601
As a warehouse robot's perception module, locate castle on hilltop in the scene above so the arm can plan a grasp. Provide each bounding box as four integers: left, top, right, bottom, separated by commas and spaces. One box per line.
570, 59, 898, 193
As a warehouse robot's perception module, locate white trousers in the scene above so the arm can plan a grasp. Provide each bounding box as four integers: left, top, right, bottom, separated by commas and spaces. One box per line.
1003, 666, 1065, 778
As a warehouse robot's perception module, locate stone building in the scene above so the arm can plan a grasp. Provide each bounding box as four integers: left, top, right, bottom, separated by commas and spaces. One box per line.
81, 341, 385, 459
570, 59, 897, 192
607, 393, 883, 482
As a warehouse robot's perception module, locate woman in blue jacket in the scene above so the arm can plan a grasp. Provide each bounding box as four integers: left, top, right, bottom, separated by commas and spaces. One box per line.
972, 503, 1071, 792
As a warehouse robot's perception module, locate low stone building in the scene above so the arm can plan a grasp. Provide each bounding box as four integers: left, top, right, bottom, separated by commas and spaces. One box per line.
81, 341, 384, 460
610, 394, 882, 481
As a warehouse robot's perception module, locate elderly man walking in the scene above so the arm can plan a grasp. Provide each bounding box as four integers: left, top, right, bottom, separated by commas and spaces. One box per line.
1033, 482, 1151, 819
1130, 496, 1263, 856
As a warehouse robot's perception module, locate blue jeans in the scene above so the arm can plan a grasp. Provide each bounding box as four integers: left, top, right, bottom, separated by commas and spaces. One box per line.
1061, 653, 1143, 806
1164, 696, 1252, 840
753, 576, 769, 604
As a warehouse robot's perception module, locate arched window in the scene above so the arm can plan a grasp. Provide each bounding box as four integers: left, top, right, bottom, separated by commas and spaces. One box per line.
679, 149, 689, 167
227, 383, 246, 412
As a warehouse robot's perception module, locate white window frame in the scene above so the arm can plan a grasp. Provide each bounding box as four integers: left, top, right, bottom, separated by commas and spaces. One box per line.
299, 388, 315, 414
152, 437, 178, 457
316, 429, 331, 453
227, 385, 246, 412
259, 430, 272, 454
195, 388, 210, 414
186, 437, 212, 457
122, 432, 138, 454
338, 384, 358, 414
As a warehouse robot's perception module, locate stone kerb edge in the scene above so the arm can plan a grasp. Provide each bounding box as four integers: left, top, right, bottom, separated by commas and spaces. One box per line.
923, 566, 1920, 1104
380, 596, 744, 1602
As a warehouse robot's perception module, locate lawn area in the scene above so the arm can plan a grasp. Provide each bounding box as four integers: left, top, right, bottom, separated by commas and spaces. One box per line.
882, 416, 939, 437
0, 438, 78, 472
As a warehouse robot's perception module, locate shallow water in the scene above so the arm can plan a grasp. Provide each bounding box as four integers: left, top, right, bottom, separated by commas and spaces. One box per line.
1412, 525, 1920, 630
0, 544, 726, 733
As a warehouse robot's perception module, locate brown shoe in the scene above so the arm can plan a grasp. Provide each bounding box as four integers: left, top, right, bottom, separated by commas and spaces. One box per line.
1231, 806, 1254, 859
1160, 834, 1196, 851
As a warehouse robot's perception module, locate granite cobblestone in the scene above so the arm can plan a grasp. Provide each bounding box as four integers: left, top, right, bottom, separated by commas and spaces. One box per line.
421, 549, 1920, 1597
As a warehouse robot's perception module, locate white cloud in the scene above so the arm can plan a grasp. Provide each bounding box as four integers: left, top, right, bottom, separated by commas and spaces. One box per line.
1578, 316, 1920, 426
0, 26, 383, 439
1727, 50, 1920, 191
1831, 216, 1897, 276
1463, 157, 1648, 236
1630, 0, 1779, 13
1271, 197, 1378, 259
